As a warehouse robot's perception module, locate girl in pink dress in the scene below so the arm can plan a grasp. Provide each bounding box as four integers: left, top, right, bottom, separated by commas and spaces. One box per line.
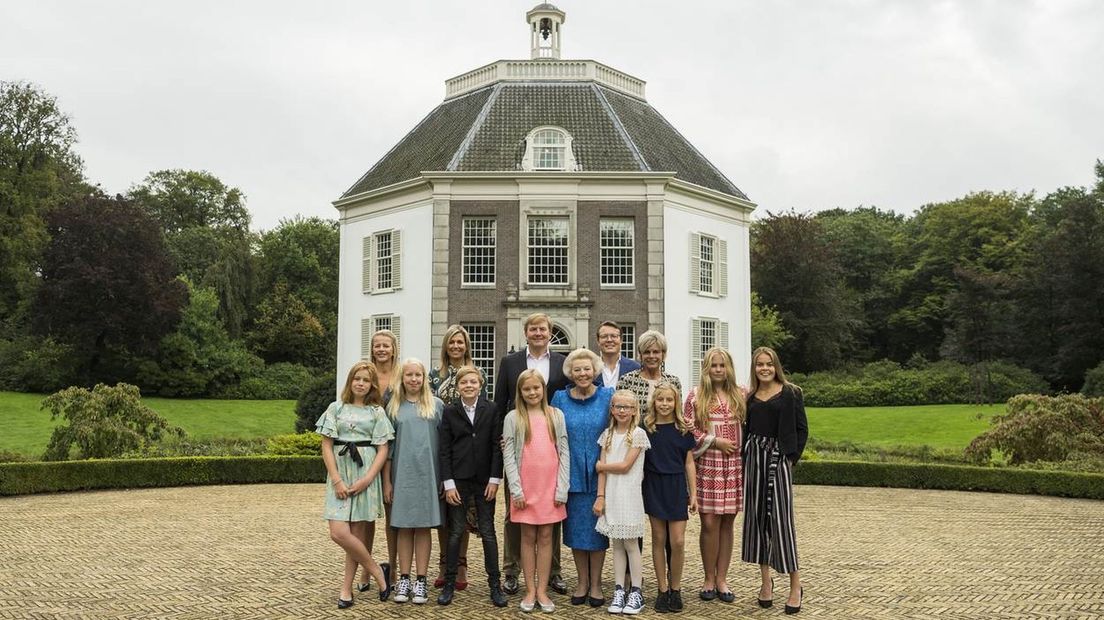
502, 369, 570, 613
683, 347, 746, 603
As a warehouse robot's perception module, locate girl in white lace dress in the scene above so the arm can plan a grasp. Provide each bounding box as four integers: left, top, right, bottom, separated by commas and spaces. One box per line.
593, 390, 650, 614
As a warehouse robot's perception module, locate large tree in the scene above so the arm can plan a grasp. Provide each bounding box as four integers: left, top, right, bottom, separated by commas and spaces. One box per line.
751, 211, 860, 371
128, 169, 249, 232
32, 195, 187, 382
0, 81, 86, 319
255, 216, 339, 330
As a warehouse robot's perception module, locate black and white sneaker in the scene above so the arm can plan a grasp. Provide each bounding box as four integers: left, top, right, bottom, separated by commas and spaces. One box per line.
412, 577, 429, 604
622, 587, 644, 615
393, 575, 411, 603
608, 585, 626, 614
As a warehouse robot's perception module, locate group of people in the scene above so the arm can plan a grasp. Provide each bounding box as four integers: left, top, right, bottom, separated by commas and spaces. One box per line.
316, 313, 809, 615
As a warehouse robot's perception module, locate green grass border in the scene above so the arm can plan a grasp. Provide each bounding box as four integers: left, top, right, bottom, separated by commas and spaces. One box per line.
2, 457, 1101, 499
795, 461, 1104, 499
0, 456, 323, 496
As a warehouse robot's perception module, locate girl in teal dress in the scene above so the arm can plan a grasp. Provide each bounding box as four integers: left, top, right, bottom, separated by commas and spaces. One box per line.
316, 361, 395, 608
383, 358, 444, 605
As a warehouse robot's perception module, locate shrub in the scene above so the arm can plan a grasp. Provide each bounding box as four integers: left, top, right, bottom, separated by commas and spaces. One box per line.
793, 359, 1049, 407
41, 383, 185, 461
1082, 361, 1104, 397
267, 432, 322, 456
0, 335, 78, 393
295, 373, 336, 433
0, 456, 323, 495
219, 363, 316, 400
126, 435, 269, 458
964, 394, 1104, 465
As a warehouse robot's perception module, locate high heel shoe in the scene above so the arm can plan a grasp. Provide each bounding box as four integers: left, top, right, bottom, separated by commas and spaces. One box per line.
758, 577, 774, 608
784, 586, 803, 615
378, 563, 393, 602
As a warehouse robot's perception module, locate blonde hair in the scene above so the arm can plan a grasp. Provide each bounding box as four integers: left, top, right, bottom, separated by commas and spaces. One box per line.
694, 347, 746, 432
437, 324, 474, 373
643, 382, 692, 434
340, 360, 383, 406
524, 312, 552, 331
513, 369, 556, 443
636, 330, 668, 355
562, 347, 602, 376
454, 365, 484, 387
371, 329, 399, 366
603, 390, 641, 451
387, 358, 436, 420
750, 346, 798, 394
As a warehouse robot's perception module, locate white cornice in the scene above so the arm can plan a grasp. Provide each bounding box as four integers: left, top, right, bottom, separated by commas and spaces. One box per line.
444, 59, 646, 101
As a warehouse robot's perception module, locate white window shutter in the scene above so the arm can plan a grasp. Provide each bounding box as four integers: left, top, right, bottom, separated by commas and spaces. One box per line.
690, 318, 702, 385
689, 232, 701, 294
361, 318, 373, 359
718, 238, 728, 297
391, 230, 402, 290
720, 320, 730, 350
391, 315, 401, 347
362, 237, 373, 293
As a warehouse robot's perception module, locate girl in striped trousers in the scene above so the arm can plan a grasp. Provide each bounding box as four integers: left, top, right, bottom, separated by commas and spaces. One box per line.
742, 347, 808, 615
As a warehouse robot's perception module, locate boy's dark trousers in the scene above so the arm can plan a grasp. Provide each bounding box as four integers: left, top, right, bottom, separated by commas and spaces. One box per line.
445, 479, 500, 584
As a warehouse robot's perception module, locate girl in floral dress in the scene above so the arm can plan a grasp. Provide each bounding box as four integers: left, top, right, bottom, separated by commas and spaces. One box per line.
316, 361, 395, 608
683, 347, 745, 603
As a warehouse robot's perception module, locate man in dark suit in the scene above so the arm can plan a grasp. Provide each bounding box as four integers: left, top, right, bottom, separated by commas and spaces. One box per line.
493, 312, 569, 595
437, 366, 507, 607
594, 320, 641, 388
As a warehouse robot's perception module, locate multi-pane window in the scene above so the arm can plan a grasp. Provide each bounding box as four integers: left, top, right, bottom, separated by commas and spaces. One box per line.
462, 218, 496, 285
600, 219, 634, 286
619, 324, 636, 360
532, 129, 566, 170
528, 217, 569, 285
376, 232, 393, 290
699, 235, 714, 294
360, 314, 401, 359
549, 324, 571, 353
461, 323, 496, 394
690, 317, 729, 384
689, 232, 726, 297
363, 229, 402, 294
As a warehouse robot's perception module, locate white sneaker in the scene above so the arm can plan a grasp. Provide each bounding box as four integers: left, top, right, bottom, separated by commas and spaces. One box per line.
608, 585, 626, 614
412, 577, 429, 604
393, 575, 411, 603
622, 587, 644, 615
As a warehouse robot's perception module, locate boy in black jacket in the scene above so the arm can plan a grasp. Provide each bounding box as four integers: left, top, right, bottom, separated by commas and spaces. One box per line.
437, 366, 507, 607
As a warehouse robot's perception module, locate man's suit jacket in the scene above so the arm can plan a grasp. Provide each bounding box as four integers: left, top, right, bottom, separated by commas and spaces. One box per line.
595, 355, 642, 388
493, 349, 569, 415
438, 397, 503, 483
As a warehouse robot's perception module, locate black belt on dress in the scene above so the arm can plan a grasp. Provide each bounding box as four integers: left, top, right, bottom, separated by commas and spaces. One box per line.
333, 439, 373, 467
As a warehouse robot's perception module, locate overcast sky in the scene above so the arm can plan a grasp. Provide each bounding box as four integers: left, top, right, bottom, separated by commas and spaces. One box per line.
4, 0, 1102, 230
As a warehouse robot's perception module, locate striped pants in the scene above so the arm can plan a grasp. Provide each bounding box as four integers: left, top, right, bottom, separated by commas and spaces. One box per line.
741, 434, 799, 574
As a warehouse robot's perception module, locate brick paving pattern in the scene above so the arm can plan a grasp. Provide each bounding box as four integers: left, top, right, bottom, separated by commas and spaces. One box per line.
1, 484, 1102, 619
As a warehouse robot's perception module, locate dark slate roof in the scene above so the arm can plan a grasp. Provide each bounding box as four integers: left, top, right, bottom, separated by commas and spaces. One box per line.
342, 82, 747, 200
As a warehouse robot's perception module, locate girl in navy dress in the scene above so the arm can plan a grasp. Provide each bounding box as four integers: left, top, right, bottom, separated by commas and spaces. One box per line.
643, 382, 697, 613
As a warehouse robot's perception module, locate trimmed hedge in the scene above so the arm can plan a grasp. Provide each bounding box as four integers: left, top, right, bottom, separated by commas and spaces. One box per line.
0, 456, 323, 496
3, 456, 1100, 500
795, 461, 1104, 500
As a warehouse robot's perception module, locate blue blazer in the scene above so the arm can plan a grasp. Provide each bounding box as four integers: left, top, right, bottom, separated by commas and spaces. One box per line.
595, 356, 641, 387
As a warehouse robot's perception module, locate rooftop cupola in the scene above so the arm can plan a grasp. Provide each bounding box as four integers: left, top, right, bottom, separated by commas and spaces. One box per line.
527, 3, 566, 59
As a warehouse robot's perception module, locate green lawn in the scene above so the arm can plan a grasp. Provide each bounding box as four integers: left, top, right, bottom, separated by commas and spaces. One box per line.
1, 391, 1000, 459
0, 391, 295, 457
807, 403, 999, 450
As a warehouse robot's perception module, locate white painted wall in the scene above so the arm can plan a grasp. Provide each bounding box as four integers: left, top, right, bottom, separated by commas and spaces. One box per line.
337, 202, 435, 380
662, 202, 752, 388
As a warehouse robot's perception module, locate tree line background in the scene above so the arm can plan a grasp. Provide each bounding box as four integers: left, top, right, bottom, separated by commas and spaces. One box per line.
3, 81, 1104, 401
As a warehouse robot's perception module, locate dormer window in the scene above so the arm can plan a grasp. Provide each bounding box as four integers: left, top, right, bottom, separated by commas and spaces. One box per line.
522, 126, 578, 171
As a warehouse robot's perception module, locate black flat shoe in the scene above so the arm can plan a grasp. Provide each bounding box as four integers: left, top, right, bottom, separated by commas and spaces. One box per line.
378, 563, 393, 602
718, 590, 735, 603
570, 595, 587, 605
337, 598, 353, 609
588, 596, 605, 608
699, 588, 717, 601
758, 578, 774, 608
784, 587, 803, 615
357, 582, 371, 593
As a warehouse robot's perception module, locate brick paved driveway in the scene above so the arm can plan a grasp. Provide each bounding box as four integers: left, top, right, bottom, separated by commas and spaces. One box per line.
2, 484, 1102, 619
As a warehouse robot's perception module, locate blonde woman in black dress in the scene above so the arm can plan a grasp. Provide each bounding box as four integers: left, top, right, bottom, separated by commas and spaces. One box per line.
741, 347, 808, 615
